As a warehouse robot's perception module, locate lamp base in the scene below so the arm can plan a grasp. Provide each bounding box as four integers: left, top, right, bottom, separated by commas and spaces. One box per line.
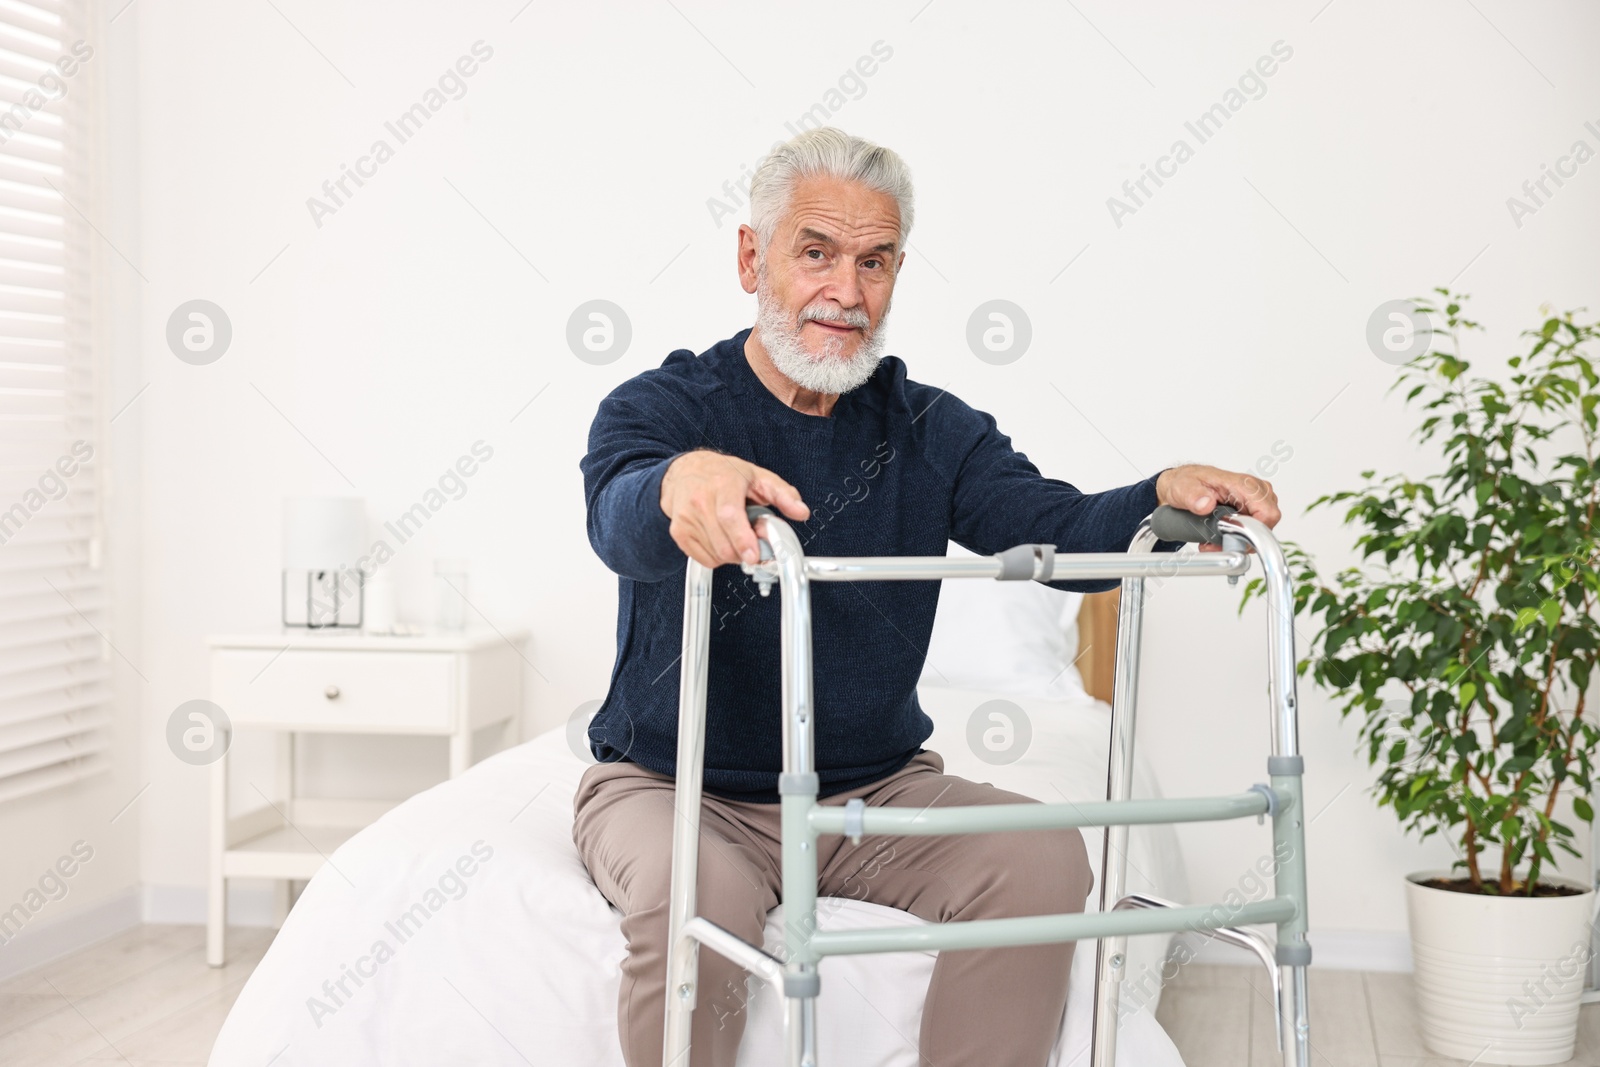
281, 567, 364, 629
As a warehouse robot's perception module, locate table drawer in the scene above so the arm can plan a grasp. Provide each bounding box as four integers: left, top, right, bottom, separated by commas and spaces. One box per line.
211, 649, 456, 731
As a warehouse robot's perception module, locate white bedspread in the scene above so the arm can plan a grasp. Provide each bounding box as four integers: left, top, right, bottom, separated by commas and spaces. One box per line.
209, 687, 1189, 1066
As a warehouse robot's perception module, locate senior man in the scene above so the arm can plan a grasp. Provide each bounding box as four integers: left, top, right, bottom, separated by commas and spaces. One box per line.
575, 127, 1279, 1067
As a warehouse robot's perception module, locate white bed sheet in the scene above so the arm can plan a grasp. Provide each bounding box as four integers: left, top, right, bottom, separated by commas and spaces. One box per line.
209, 687, 1189, 1067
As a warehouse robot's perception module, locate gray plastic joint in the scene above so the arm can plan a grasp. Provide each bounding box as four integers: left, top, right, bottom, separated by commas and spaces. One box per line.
741, 506, 779, 594
996, 544, 1055, 581
843, 798, 866, 845
1221, 532, 1249, 584
783, 971, 821, 998
778, 772, 819, 796
1267, 755, 1305, 776
1275, 941, 1312, 966
1246, 783, 1279, 825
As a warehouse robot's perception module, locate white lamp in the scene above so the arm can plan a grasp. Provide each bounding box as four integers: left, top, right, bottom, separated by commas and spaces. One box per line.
282, 496, 367, 629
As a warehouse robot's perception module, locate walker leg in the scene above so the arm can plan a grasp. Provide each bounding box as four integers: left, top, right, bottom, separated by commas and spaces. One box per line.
1280, 964, 1310, 1066
663, 930, 698, 1067
1268, 763, 1312, 1066
1239, 514, 1313, 1066
664, 561, 714, 1067
1112, 893, 1287, 1050
784, 993, 817, 1067
778, 783, 821, 1067
1090, 524, 1160, 1067
759, 508, 821, 1067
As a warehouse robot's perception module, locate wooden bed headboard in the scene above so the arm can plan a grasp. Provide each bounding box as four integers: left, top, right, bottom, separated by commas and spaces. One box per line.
1076, 588, 1121, 706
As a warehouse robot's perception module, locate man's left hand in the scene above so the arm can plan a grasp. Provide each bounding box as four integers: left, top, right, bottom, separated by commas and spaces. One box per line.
1154, 464, 1281, 549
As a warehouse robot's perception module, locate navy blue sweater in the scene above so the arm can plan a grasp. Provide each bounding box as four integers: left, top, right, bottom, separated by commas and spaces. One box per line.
580, 326, 1178, 802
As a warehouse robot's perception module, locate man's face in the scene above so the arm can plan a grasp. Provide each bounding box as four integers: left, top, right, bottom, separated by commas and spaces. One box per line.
740, 175, 906, 365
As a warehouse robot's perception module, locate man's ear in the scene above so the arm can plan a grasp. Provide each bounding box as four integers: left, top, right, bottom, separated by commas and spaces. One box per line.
736, 224, 759, 295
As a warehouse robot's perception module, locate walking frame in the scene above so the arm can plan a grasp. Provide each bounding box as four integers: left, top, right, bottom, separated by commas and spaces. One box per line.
663, 503, 1312, 1067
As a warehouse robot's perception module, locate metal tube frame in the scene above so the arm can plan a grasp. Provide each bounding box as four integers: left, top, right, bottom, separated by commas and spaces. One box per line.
662, 509, 1312, 1067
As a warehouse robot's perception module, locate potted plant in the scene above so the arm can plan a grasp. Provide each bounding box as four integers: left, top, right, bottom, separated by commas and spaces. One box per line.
1241, 289, 1600, 1064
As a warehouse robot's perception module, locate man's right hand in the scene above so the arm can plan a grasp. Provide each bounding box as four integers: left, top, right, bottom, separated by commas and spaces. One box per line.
659, 450, 811, 569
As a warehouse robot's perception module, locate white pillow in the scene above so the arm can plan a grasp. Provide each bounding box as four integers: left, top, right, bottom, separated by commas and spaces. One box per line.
918, 541, 1091, 703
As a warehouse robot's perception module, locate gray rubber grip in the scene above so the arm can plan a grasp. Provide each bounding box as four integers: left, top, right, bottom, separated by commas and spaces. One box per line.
745, 505, 779, 562
1149, 504, 1238, 544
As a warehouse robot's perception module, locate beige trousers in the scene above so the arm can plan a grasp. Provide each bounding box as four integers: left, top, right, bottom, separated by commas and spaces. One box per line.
571, 749, 1096, 1067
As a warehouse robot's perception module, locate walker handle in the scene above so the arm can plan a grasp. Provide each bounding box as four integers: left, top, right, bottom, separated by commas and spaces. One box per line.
746, 505, 779, 561
1150, 504, 1238, 545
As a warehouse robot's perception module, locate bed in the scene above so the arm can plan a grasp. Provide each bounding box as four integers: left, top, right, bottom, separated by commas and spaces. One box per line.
208, 551, 1192, 1066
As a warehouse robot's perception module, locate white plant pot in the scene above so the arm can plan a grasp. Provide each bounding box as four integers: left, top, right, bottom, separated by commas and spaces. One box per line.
1405, 869, 1598, 1064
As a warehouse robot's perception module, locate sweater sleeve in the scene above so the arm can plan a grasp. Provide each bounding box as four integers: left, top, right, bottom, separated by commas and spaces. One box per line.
579, 384, 697, 583
946, 403, 1183, 593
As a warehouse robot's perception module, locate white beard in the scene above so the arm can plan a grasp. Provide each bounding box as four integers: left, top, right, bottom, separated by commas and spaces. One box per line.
754, 268, 890, 396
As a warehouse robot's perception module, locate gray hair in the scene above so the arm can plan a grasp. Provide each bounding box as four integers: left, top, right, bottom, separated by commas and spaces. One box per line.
747, 127, 914, 261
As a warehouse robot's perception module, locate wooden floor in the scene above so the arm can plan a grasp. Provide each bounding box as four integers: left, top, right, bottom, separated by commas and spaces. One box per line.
0, 924, 273, 1066
1156, 959, 1600, 1066
6, 924, 1600, 1065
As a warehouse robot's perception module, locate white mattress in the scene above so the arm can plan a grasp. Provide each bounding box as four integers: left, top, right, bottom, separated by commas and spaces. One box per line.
209, 686, 1189, 1066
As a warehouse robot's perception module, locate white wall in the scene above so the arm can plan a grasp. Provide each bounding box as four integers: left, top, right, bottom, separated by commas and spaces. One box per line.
16, 0, 1600, 969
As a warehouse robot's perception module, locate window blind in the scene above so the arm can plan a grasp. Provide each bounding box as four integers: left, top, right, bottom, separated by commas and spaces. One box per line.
0, 0, 108, 804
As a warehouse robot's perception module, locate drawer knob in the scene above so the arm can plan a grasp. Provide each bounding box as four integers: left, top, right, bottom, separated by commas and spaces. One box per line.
324, 685, 341, 700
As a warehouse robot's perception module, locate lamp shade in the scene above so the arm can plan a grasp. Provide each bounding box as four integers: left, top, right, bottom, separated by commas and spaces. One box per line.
282, 496, 366, 570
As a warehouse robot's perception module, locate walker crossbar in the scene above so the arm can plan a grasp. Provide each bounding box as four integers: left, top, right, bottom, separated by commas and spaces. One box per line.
779, 550, 1251, 583
807, 789, 1273, 835
806, 897, 1298, 956
662, 504, 1313, 1067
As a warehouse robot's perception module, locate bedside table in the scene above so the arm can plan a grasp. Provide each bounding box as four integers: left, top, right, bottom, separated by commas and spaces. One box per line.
204, 628, 528, 966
